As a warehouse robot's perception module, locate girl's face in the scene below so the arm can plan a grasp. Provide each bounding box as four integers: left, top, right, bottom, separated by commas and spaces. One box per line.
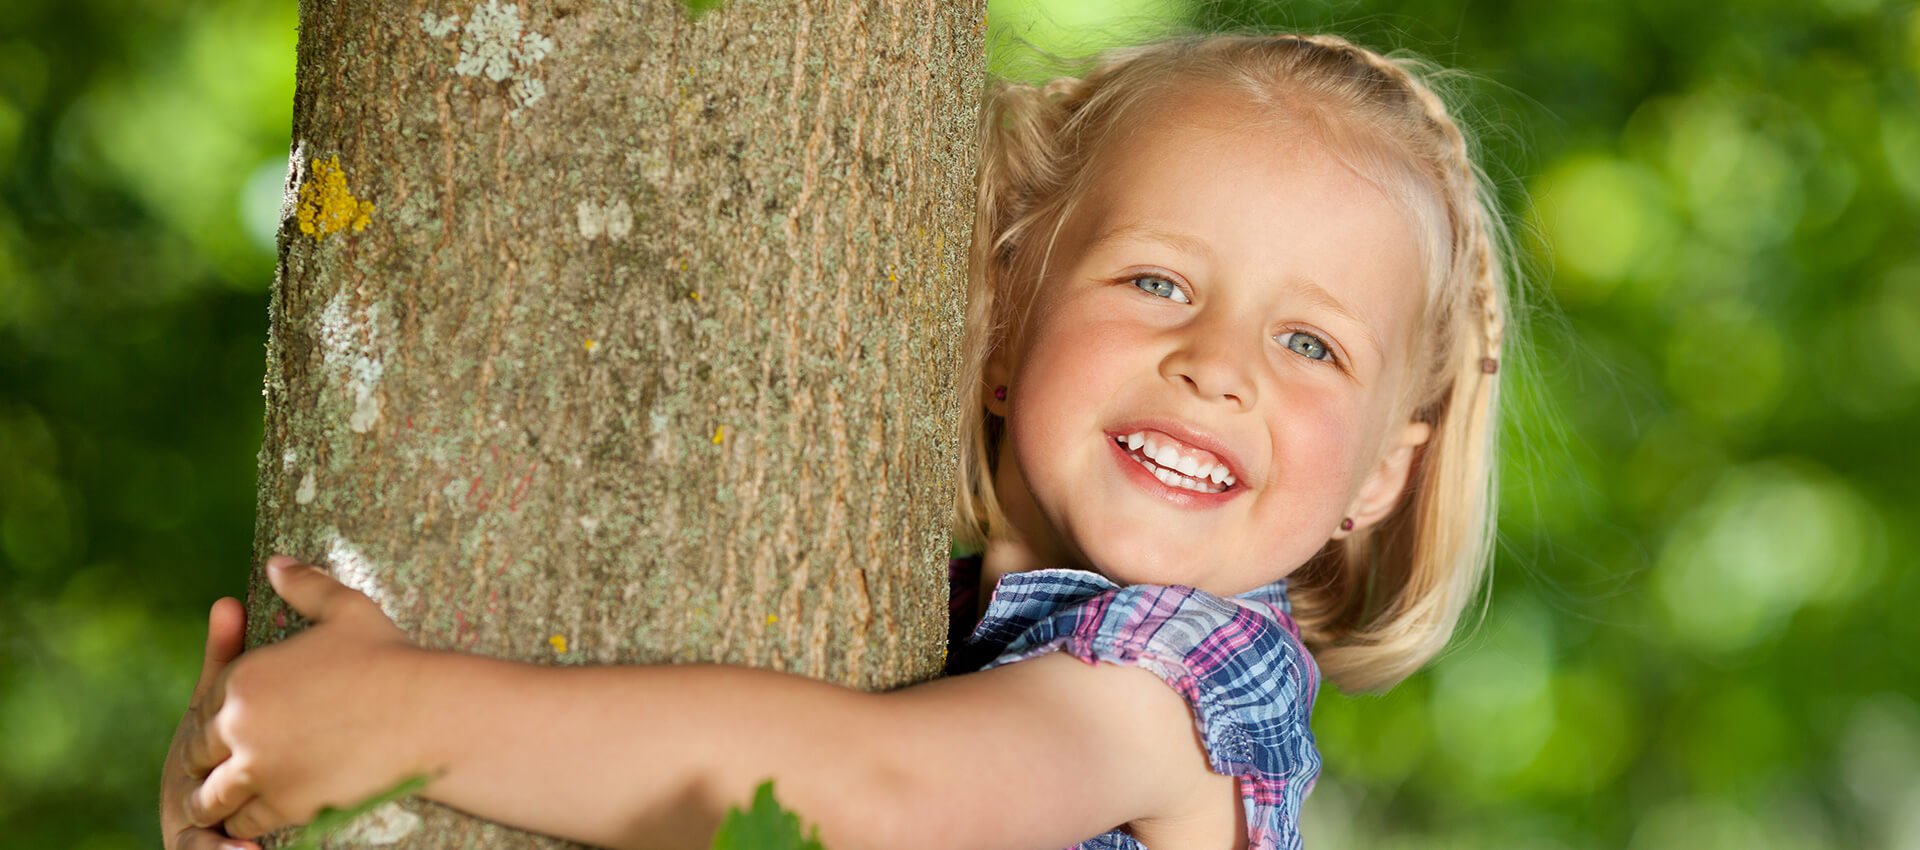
990, 94, 1432, 595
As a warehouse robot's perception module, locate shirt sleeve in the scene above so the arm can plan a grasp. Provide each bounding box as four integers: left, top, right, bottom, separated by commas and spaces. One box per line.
976, 583, 1320, 780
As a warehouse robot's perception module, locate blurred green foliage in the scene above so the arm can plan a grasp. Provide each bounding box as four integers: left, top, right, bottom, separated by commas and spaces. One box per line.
2, 0, 291, 846
2, 0, 1916, 847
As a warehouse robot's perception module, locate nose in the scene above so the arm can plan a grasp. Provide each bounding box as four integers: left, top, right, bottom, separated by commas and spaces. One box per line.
1159, 321, 1257, 409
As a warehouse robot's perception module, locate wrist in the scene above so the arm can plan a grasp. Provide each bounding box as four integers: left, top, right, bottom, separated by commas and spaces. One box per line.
383, 645, 456, 782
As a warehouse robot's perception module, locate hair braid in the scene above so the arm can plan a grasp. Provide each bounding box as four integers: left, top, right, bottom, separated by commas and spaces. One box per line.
1299, 33, 1505, 376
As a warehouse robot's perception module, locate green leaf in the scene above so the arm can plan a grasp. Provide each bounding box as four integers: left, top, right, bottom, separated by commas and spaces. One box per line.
680, 0, 726, 20
280, 774, 431, 850
709, 781, 827, 850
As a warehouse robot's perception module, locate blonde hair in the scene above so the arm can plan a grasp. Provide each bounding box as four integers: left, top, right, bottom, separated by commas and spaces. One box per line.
954, 33, 1516, 692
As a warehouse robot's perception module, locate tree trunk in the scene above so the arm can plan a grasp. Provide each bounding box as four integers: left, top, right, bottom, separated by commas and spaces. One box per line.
245, 0, 981, 844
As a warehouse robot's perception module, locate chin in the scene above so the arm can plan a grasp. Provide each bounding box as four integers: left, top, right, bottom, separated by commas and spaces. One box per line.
1079, 536, 1208, 588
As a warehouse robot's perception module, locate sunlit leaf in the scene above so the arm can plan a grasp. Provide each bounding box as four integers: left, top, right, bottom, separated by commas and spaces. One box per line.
281, 775, 430, 850
710, 781, 826, 850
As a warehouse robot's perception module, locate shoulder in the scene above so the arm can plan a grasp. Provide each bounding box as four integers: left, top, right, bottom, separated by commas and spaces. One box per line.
936, 574, 1321, 847
982, 578, 1320, 778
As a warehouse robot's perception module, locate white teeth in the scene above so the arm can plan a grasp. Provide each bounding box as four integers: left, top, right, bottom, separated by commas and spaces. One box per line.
1129, 452, 1225, 494
1116, 429, 1237, 492
1149, 443, 1180, 468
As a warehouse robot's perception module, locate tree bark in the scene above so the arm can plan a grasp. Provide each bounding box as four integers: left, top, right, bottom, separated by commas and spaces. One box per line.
246, 0, 981, 844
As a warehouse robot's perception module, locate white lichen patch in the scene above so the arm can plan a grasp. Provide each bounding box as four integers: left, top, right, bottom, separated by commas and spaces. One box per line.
279, 139, 309, 228
317, 291, 389, 433
575, 197, 633, 241
322, 528, 392, 613
425, 0, 555, 111
336, 801, 422, 844
455, 1, 552, 81
281, 448, 298, 474
419, 11, 459, 38
511, 77, 546, 111
294, 471, 317, 505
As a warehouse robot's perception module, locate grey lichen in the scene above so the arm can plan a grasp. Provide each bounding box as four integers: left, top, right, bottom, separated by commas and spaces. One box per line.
335, 800, 423, 844
422, 1, 555, 110
316, 291, 388, 434
279, 139, 310, 230
576, 197, 635, 241
454, 2, 551, 81
419, 11, 460, 38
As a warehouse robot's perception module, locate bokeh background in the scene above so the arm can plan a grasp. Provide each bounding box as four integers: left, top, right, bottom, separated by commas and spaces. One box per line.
3, 0, 1918, 846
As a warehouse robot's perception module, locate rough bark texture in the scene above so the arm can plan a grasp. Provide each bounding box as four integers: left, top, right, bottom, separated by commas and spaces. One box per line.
246, 0, 981, 844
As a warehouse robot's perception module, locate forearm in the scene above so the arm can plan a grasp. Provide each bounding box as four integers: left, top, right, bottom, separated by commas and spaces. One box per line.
403, 652, 895, 850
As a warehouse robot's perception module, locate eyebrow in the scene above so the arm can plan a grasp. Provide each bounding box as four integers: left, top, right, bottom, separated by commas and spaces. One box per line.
1086, 223, 1215, 262
1090, 222, 1385, 361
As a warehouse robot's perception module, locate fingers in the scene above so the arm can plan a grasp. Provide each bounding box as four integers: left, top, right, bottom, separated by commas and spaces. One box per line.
169, 824, 259, 850
222, 797, 291, 841
186, 756, 257, 829
180, 703, 233, 780
194, 598, 247, 701
265, 556, 368, 624
173, 599, 243, 790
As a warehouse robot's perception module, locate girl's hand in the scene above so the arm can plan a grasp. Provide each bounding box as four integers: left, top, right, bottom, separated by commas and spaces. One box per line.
161, 597, 259, 850
176, 555, 430, 840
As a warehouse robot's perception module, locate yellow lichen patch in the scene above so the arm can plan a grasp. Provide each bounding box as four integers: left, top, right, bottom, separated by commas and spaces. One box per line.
548, 633, 568, 654
711, 425, 726, 445
296, 155, 375, 241
765, 614, 779, 625
583, 339, 597, 352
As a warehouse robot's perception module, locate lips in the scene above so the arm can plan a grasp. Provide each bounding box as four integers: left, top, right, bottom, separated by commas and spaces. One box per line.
1114, 429, 1238, 488
1104, 420, 1250, 502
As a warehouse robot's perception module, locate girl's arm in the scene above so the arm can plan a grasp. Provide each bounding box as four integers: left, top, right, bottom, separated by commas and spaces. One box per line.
176, 559, 1228, 850
413, 649, 1222, 850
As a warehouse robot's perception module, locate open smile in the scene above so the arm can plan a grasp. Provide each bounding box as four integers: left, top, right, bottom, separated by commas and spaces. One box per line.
1104, 426, 1245, 505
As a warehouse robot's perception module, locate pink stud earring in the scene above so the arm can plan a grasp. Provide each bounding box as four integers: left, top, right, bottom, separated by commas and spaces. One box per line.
1339, 517, 1354, 532
993, 385, 1007, 401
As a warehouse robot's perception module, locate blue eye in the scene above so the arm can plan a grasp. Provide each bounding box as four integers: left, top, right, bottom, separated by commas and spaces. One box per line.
1131, 276, 1190, 304
1278, 331, 1332, 362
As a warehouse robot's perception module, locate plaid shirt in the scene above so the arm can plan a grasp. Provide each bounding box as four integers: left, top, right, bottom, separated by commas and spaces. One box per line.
947, 556, 1321, 850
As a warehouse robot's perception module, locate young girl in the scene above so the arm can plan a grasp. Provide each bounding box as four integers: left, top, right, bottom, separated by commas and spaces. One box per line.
162, 32, 1511, 850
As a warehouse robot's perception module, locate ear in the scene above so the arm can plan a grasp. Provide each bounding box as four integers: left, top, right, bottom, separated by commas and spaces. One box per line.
1335, 421, 1432, 539
982, 344, 1013, 418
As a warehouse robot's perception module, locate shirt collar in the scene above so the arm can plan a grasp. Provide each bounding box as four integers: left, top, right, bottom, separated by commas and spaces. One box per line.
988, 566, 1294, 613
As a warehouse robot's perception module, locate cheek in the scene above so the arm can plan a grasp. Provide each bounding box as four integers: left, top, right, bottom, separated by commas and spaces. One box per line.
1268, 385, 1376, 497
1004, 313, 1132, 481
1009, 305, 1128, 415
1011, 357, 1089, 443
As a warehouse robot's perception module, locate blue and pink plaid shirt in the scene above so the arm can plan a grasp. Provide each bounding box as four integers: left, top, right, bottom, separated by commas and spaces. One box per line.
947, 556, 1322, 850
